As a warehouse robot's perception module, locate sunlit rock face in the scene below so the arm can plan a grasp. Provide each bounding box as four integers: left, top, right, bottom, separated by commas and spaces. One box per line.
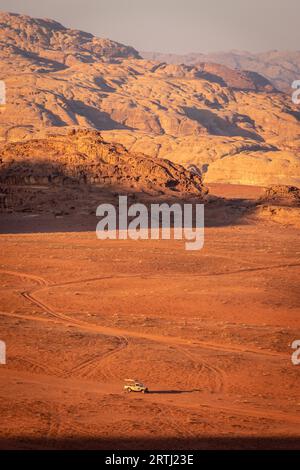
0, 11, 299, 186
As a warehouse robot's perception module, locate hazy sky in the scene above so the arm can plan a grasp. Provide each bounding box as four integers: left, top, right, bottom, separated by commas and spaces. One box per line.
0, 0, 299, 54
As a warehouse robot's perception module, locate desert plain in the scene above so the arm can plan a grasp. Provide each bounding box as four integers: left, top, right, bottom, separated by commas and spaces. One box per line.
0, 184, 300, 450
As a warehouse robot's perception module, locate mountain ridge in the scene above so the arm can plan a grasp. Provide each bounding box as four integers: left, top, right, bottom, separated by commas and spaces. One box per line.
141, 50, 300, 93
0, 11, 299, 186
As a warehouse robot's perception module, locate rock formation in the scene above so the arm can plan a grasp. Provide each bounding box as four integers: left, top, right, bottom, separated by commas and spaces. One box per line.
0, 129, 207, 213
260, 185, 300, 206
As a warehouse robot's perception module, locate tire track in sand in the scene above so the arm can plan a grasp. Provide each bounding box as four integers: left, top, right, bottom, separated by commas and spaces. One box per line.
19, 288, 289, 360
0, 269, 47, 286
1, 267, 293, 364
177, 346, 226, 394
66, 335, 128, 380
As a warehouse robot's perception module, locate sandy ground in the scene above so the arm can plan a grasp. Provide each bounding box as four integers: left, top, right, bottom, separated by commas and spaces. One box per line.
0, 185, 299, 449
206, 183, 266, 200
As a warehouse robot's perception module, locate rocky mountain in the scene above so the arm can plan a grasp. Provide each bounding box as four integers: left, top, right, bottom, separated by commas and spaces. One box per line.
0, 128, 207, 213
0, 11, 299, 186
0, 11, 140, 67
142, 50, 300, 93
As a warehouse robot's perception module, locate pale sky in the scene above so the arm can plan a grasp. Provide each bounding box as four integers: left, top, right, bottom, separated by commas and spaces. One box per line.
0, 0, 299, 54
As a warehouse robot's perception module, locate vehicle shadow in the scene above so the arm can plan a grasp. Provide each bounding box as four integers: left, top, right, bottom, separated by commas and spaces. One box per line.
146, 389, 201, 394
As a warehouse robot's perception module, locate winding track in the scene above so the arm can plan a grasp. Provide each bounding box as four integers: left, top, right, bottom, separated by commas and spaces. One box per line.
1, 265, 299, 431
0, 266, 293, 359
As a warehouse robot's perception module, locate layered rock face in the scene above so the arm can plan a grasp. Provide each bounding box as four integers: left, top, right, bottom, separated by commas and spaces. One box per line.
0, 129, 207, 213
0, 12, 299, 186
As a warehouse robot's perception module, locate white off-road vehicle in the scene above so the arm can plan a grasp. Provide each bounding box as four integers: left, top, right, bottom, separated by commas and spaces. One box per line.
123, 379, 148, 393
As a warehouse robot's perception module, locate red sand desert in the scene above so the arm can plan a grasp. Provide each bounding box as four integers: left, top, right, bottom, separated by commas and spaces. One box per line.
0, 11, 300, 450
0, 184, 300, 449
